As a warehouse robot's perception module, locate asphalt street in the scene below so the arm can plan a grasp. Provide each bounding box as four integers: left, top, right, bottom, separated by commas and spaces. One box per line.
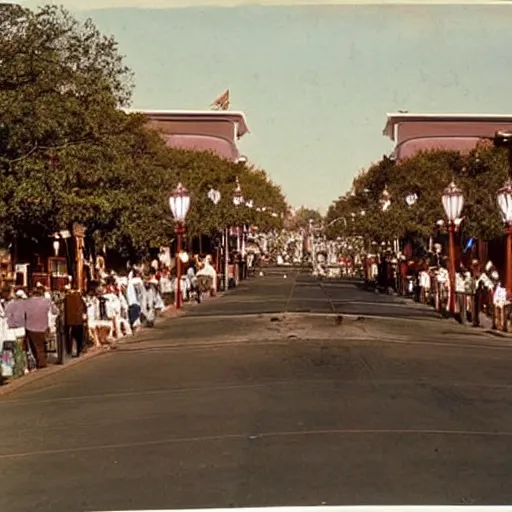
186, 267, 440, 319
1, 269, 512, 511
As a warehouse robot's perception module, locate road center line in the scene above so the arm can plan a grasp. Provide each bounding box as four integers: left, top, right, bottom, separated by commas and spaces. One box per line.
2, 428, 512, 460
3, 376, 512, 407
284, 270, 301, 313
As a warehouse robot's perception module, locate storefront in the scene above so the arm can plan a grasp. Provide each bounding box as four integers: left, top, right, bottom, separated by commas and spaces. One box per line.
1, 223, 88, 293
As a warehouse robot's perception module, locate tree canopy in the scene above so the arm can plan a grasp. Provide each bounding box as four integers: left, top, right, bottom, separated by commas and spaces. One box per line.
0, 4, 288, 258
325, 142, 509, 243
285, 207, 323, 231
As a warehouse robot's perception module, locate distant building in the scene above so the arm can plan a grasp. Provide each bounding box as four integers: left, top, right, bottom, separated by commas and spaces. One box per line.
382, 113, 512, 161
124, 109, 250, 162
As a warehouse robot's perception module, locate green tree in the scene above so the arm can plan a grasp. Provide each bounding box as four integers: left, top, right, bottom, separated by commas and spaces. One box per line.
285, 207, 322, 231
0, 4, 290, 259
148, 147, 288, 239
0, 3, 134, 242
326, 144, 510, 244
0, 4, 132, 161
457, 141, 508, 240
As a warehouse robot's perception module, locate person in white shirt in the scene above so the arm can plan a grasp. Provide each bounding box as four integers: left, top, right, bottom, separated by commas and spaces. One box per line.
492, 275, 508, 330
419, 267, 431, 303
196, 255, 217, 296
117, 284, 132, 336
142, 278, 160, 327
159, 268, 173, 307
186, 261, 200, 303
103, 284, 122, 340
85, 289, 101, 347
126, 269, 145, 331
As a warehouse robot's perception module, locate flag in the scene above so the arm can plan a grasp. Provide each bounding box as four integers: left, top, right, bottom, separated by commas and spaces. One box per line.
210, 89, 230, 111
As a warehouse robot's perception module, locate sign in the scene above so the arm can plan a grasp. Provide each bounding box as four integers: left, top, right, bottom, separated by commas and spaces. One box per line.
1, 341, 15, 377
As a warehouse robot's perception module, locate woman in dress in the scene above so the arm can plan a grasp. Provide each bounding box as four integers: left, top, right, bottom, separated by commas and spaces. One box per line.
85, 288, 101, 347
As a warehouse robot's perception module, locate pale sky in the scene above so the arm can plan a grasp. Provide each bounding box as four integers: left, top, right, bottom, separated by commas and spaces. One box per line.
13, 2, 512, 211
18, 0, 512, 8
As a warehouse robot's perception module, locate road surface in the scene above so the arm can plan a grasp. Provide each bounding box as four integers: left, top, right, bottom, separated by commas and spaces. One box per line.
186, 267, 440, 319
1, 269, 512, 511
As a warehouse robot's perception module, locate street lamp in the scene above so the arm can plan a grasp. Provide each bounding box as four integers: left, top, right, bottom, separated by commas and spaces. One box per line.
230, 178, 246, 283
53, 236, 60, 257
497, 179, 512, 293
405, 193, 418, 207
442, 181, 464, 315
208, 187, 221, 205
233, 177, 244, 254
233, 177, 244, 207
404, 192, 419, 253
169, 182, 191, 309
241, 199, 254, 257
207, 187, 222, 279
379, 186, 395, 253
380, 186, 391, 212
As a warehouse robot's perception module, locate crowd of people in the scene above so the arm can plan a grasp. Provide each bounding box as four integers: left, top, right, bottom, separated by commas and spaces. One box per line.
0, 253, 219, 381
364, 248, 506, 327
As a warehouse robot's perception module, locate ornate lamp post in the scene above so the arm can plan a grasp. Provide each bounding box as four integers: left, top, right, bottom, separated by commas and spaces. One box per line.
233, 177, 244, 254
208, 185, 221, 205
207, 187, 224, 288
497, 179, 512, 294
380, 186, 392, 212
169, 183, 191, 309
441, 181, 464, 315
53, 235, 60, 257
380, 186, 397, 253
232, 178, 244, 206
242, 199, 253, 257
404, 191, 419, 252
208, 187, 221, 205
405, 193, 418, 207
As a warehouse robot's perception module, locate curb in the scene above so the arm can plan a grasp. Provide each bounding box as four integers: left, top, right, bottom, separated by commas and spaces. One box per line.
359, 288, 512, 343
484, 329, 512, 339
0, 346, 110, 397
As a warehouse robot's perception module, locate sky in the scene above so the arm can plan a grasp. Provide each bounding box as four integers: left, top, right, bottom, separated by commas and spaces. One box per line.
17, 0, 512, 7
13, 1, 512, 211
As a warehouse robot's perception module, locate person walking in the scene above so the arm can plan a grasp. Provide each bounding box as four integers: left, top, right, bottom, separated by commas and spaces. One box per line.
24, 284, 58, 369
142, 278, 159, 327
64, 288, 87, 357
126, 269, 145, 332
5, 288, 29, 375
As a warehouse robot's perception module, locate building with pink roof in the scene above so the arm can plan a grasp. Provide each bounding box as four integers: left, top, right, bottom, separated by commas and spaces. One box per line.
383, 112, 512, 161
124, 109, 250, 162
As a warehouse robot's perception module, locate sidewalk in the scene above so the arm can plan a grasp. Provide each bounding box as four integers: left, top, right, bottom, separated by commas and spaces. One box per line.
366, 284, 512, 342
0, 290, 225, 397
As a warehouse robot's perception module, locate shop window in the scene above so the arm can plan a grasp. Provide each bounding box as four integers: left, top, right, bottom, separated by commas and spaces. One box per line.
48, 257, 68, 277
